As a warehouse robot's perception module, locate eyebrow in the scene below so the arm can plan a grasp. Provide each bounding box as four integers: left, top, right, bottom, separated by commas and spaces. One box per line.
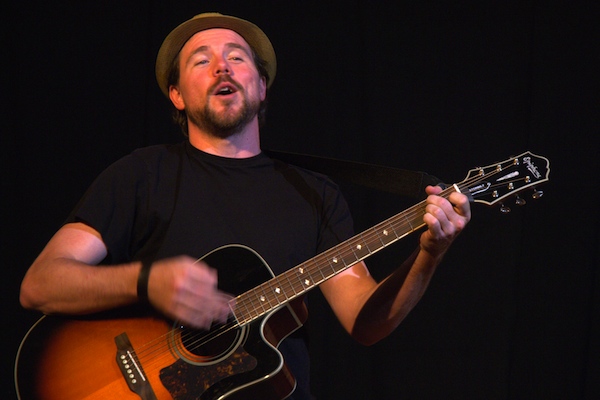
186, 42, 251, 64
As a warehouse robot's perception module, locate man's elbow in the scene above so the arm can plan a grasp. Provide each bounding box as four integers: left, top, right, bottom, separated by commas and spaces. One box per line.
19, 278, 48, 313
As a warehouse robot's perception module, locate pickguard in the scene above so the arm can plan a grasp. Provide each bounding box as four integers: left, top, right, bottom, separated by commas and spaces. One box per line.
160, 345, 257, 399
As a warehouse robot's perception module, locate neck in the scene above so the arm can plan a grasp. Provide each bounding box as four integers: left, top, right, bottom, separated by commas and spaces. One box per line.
188, 120, 261, 158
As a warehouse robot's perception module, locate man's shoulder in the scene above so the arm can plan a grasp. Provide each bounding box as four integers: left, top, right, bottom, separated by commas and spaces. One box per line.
102, 142, 186, 179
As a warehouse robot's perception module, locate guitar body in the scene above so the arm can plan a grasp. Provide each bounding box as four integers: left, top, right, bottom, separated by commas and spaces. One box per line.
15, 245, 307, 400
15, 313, 173, 399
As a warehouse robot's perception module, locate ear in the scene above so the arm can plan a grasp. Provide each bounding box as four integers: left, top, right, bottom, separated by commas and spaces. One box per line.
169, 85, 186, 110
259, 76, 267, 101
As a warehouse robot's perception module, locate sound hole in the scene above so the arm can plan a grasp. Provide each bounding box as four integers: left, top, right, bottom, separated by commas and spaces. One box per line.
170, 322, 247, 366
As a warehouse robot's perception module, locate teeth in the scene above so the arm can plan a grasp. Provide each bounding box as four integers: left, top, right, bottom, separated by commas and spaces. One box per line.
218, 87, 233, 94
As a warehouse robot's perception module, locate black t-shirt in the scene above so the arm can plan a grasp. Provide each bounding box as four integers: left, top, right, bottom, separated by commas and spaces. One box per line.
67, 141, 355, 399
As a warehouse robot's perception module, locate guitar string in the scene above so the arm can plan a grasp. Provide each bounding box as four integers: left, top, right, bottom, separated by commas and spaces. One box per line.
230, 157, 541, 325
132, 319, 243, 374
131, 159, 526, 373
235, 185, 449, 320
233, 198, 431, 321
235, 181, 455, 317
233, 160, 526, 322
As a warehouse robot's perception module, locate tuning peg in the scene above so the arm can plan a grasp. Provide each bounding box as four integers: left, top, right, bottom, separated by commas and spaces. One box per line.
500, 203, 511, 213
532, 188, 544, 199
515, 196, 526, 206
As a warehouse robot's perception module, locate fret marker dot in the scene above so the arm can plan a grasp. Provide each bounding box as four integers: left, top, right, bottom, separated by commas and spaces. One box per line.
275, 287, 281, 294
304, 279, 311, 286
299, 267, 304, 274
260, 295, 265, 302
356, 244, 362, 250
383, 230, 389, 236
333, 257, 338, 263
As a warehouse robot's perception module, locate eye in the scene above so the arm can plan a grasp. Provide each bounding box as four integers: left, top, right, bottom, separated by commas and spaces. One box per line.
227, 51, 246, 63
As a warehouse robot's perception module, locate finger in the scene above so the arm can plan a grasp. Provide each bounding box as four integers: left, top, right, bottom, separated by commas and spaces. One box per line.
448, 192, 471, 221
425, 197, 453, 234
429, 193, 469, 227
425, 185, 443, 196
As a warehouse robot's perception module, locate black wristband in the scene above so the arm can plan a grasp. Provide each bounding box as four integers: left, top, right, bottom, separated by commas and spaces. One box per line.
137, 260, 153, 303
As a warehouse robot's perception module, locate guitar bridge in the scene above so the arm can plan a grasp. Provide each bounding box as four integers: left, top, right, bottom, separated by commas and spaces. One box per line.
115, 332, 158, 400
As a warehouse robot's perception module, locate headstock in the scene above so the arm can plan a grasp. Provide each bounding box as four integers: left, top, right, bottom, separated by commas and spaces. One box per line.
457, 151, 550, 212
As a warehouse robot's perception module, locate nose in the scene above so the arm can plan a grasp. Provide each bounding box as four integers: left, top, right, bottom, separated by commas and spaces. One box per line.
214, 58, 231, 77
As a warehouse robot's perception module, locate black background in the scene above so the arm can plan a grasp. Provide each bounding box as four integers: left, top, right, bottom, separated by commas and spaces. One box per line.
3, 1, 599, 399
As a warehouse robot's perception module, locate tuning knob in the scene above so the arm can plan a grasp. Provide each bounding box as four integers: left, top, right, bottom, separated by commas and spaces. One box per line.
532, 188, 544, 199
515, 196, 526, 206
500, 203, 511, 213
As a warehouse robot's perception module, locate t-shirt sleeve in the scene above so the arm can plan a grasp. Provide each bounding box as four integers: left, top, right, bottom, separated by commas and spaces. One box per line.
65, 152, 148, 263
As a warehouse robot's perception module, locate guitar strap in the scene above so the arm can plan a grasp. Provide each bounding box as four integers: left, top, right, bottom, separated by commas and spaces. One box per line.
265, 150, 443, 201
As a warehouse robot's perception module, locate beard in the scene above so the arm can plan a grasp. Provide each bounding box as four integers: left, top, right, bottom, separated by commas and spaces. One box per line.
186, 78, 261, 139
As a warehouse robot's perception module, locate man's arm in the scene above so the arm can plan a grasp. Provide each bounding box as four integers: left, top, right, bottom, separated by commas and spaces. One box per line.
320, 187, 471, 345
19, 222, 129, 314
20, 222, 231, 329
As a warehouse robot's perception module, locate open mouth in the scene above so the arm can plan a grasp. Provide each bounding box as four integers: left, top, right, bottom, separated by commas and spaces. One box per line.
214, 84, 238, 96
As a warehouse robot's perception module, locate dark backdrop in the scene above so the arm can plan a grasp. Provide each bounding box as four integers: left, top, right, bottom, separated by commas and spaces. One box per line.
3, 1, 598, 399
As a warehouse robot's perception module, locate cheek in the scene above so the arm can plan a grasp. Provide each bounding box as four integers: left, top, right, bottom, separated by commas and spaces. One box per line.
246, 77, 266, 102
181, 79, 210, 104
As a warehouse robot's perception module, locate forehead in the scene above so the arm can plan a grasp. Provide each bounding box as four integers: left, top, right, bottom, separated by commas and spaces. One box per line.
181, 28, 253, 55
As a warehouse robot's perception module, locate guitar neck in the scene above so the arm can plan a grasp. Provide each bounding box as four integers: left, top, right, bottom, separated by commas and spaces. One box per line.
232, 185, 460, 326
232, 150, 552, 326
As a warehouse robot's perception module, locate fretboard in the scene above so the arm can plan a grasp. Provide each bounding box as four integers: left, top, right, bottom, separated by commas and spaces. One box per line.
232, 185, 458, 326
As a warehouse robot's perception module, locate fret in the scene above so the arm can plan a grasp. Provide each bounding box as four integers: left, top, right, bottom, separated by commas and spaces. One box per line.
319, 258, 336, 282
310, 257, 328, 284
377, 224, 394, 247
387, 217, 403, 239
377, 219, 399, 246
250, 287, 269, 316
325, 249, 344, 276
355, 233, 368, 254
372, 224, 388, 247
363, 228, 385, 254
238, 292, 256, 322
282, 270, 299, 298
405, 206, 427, 234
295, 263, 316, 291
351, 233, 372, 261
411, 207, 426, 228
270, 276, 289, 304
325, 251, 341, 276
260, 280, 278, 310
236, 295, 254, 325
339, 249, 355, 269
328, 246, 344, 274
291, 270, 306, 295
402, 211, 415, 231
296, 263, 315, 291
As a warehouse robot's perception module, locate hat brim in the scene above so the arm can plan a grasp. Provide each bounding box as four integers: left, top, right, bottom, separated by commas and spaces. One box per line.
155, 13, 276, 97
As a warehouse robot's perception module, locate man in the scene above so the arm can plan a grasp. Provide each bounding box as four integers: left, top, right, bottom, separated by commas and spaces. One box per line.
20, 13, 471, 399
